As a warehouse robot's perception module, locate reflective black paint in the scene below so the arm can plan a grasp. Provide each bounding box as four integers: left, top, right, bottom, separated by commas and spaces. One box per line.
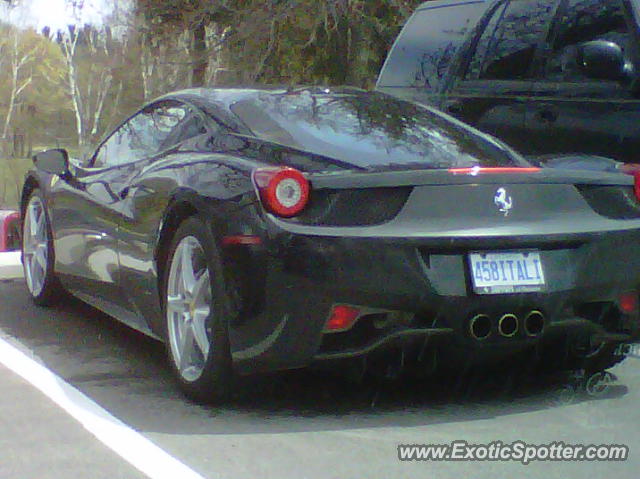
22, 88, 640, 377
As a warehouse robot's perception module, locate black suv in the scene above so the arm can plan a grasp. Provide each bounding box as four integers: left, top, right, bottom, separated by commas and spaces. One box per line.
377, 0, 640, 164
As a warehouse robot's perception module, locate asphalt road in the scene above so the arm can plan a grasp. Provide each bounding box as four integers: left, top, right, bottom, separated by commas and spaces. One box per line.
1, 273, 639, 479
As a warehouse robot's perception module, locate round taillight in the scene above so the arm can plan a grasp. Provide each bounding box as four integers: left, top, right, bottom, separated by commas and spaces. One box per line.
252, 167, 310, 217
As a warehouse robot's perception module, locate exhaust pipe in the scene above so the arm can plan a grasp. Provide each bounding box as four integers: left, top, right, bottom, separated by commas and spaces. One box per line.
524, 310, 545, 336
498, 314, 519, 337
469, 314, 491, 340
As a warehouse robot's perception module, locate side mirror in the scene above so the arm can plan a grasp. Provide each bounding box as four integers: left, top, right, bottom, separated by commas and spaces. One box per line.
33, 149, 70, 176
577, 40, 625, 81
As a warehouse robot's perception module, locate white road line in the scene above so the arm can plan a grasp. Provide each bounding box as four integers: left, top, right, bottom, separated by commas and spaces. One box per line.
0, 335, 210, 479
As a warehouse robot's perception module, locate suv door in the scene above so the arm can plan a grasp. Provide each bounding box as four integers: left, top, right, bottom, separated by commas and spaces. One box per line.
444, 0, 560, 152
525, 0, 640, 161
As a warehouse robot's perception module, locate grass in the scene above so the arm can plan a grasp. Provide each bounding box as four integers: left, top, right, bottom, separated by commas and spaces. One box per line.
0, 157, 33, 210
0, 143, 79, 210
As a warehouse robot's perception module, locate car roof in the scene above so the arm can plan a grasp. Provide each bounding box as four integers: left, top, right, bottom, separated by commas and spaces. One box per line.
414, 0, 491, 11
154, 88, 270, 108
147, 86, 386, 136
152, 86, 368, 110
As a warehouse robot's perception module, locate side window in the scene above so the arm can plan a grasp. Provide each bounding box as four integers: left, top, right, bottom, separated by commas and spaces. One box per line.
173, 112, 209, 144
129, 104, 188, 154
92, 123, 137, 168
544, 0, 632, 81
465, 3, 508, 79
91, 102, 189, 168
466, 0, 556, 80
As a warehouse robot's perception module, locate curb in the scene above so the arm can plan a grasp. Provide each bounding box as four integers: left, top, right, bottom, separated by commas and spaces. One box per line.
0, 251, 23, 280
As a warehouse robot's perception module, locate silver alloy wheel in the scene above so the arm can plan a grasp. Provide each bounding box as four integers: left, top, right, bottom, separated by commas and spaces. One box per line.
23, 195, 49, 298
166, 235, 212, 382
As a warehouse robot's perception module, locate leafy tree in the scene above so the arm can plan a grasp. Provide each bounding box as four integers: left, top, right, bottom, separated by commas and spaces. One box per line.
135, 0, 425, 88
135, 0, 235, 87
0, 23, 69, 156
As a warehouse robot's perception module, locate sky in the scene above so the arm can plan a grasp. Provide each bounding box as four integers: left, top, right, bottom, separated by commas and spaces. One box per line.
1, 0, 117, 31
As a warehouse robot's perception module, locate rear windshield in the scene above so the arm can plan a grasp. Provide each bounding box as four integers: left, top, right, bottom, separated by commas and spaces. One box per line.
229, 90, 524, 172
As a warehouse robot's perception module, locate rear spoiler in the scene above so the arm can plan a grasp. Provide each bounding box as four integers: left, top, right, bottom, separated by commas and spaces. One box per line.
307, 167, 633, 190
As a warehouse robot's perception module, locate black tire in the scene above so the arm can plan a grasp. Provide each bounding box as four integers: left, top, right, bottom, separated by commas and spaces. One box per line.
162, 217, 233, 403
582, 342, 626, 373
21, 189, 65, 306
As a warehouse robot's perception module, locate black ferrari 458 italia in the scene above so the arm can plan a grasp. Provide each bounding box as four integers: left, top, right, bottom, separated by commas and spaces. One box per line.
22, 87, 640, 402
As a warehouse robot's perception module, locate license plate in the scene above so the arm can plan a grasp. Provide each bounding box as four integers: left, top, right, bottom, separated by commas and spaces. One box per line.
469, 251, 545, 294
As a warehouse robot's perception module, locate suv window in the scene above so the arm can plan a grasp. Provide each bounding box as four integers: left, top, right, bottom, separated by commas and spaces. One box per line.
544, 0, 632, 81
465, 0, 557, 80
91, 102, 189, 168
376, 1, 486, 90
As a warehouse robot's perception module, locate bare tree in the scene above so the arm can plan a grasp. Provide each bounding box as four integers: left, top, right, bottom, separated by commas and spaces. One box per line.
50, 0, 138, 150
60, 21, 130, 150
59, 24, 86, 149
1, 25, 37, 140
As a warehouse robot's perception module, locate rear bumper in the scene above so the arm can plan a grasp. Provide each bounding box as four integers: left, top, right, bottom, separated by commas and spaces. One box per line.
312, 319, 637, 364
313, 327, 454, 361
228, 229, 640, 374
